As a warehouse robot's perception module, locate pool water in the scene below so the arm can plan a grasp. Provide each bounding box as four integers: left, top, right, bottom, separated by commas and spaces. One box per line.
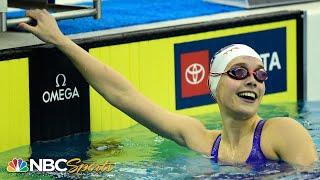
7, 0, 242, 35
1, 101, 320, 179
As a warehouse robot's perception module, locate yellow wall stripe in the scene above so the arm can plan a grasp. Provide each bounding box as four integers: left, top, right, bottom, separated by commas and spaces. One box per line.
0, 58, 30, 153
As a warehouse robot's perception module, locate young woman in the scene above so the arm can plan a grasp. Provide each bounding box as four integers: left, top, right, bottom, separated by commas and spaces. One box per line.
19, 9, 318, 166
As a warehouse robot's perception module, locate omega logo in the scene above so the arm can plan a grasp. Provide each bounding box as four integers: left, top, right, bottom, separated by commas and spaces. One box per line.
185, 63, 205, 85
42, 74, 80, 103
55, 74, 66, 87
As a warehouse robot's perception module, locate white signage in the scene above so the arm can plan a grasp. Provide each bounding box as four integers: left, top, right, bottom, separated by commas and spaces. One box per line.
42, 74, 80, 103
185, 63, 205, 85
260, 51, 282, 71
30, 159, 67, 172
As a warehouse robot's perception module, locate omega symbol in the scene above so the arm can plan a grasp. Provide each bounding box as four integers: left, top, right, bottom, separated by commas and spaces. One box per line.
56, 74, 66, 87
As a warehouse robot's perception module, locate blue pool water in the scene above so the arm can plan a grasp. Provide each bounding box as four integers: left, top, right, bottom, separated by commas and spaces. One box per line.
7, 0, 242, 35
1, 101, 320, 179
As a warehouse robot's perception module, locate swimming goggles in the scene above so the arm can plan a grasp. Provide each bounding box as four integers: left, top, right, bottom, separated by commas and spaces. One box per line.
210, 66, 268, 83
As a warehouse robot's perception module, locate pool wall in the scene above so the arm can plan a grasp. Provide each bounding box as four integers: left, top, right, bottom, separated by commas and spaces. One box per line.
0, 11, 303, 153
304, 7, 320, 102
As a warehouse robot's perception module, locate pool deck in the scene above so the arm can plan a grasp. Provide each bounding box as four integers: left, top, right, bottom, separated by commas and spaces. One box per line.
1, 1, 320, 51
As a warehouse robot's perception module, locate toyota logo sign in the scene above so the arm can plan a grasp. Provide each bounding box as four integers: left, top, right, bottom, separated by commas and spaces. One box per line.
185, 63, 205, 85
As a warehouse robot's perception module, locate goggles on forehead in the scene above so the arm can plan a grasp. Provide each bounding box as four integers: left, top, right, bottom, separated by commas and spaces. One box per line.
210, 66, 268, 83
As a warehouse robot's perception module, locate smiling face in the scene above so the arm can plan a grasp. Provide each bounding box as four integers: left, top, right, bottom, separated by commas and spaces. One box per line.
215, 56, 266, 119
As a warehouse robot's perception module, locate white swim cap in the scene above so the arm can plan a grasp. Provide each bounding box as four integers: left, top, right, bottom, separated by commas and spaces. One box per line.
209, 44, 262, 96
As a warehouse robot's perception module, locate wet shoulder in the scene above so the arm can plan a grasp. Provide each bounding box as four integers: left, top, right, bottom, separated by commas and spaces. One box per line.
261, 117, 298, 160
264, 117, 300, 133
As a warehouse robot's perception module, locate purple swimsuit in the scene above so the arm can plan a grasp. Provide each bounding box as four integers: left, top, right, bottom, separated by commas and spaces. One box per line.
211, 120, 267, 164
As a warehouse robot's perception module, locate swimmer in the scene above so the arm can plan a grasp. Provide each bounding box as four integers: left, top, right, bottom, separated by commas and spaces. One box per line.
19, 9, 318, 166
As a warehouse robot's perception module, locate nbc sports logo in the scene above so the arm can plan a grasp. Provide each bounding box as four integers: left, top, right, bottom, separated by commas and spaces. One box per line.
7, 158, 29, 173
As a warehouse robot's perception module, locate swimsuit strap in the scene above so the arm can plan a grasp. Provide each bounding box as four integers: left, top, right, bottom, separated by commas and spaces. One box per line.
246, 120, 267, 164
210, 120, 267, 164
210, 134, 221, 163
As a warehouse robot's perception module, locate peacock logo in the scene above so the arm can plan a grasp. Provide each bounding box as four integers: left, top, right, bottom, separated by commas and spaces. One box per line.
7, 158, 29, 173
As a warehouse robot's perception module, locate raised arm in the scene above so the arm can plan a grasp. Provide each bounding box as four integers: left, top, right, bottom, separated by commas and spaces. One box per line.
19, 9, 215, 155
